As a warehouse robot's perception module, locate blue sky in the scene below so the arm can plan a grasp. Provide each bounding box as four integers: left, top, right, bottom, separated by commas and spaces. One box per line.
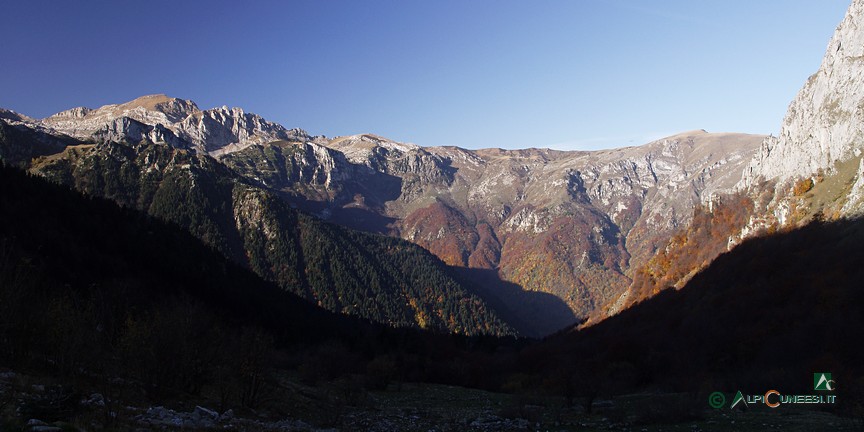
0, 1, 850, 150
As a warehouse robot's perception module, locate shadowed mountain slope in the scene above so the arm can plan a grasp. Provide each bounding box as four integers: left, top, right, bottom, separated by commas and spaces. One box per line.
0, 130, 516, 336
521, 217, 864, 401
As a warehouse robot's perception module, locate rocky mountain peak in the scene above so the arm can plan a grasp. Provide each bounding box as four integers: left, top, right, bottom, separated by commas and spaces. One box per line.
124, 94, 201, 123
43, 94, 196, 140
326, 134, 422, 163
0, 108, 35, 123
34, 95, 309, 156
740, 0, 864, 191
45, 94, 200, 126
49, 106, 92, 119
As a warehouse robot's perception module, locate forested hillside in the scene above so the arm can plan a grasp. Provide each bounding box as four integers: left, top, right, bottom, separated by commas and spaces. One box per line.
4, 134, 513, 336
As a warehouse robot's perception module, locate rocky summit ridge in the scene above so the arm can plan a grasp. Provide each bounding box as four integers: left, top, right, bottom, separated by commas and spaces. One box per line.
39, 94, 314, 155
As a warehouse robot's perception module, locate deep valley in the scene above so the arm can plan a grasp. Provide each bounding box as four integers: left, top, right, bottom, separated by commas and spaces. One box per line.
2, 1, 864, 430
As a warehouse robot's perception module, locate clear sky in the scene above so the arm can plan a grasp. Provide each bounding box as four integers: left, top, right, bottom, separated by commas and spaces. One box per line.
0, 1, 851, 150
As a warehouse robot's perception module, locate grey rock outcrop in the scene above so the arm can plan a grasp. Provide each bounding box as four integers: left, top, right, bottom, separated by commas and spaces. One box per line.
91, 117, 188, 149
741, 0, 864, 191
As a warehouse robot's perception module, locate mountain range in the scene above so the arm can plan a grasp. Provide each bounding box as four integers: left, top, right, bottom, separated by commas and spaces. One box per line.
4, 1, 864, 430
0, 97, 765, 336
3, 0, 864, 339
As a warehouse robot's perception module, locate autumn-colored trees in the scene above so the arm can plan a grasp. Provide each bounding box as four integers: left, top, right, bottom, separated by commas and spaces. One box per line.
629, 193, 755, 304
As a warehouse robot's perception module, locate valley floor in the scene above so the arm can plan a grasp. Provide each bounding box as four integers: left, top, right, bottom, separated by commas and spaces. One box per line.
1, 367, 855, 432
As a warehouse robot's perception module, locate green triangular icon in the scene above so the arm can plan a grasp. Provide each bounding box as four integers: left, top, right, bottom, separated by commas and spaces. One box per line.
730, 390, 747, 409
814, 373, 834, 391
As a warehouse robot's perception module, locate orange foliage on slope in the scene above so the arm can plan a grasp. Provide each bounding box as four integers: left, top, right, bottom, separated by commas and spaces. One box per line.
628, 193, 755, 305
401, 201, 481, 267
498, 214, 631, 317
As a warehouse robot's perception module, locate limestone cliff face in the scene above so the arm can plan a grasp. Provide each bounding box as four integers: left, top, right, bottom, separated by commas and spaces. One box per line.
178, 106, 308, 155
741, 0, 864, 205
620, 0, 864, 315
91, 117, 189, 149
